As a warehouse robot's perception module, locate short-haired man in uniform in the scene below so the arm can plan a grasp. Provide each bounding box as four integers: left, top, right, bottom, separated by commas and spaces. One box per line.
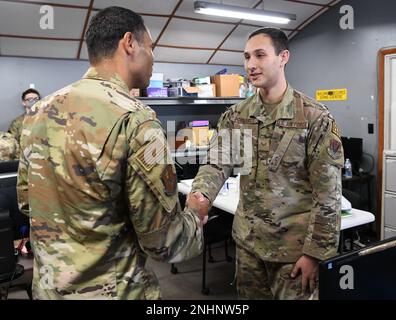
17, 6, 207, 300
186, 28, 344, 300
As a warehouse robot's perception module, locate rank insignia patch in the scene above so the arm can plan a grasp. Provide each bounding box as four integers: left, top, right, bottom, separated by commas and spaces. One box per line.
161, 164, 177, 196
327, 139, 342, 160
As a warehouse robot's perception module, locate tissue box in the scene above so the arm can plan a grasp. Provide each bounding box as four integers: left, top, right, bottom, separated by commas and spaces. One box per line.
197, 84, 216, 97
147, 87, 168, 97
149, 73, 164, 88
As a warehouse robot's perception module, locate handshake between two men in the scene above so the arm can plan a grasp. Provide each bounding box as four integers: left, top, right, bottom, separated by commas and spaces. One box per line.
186, 191, 210, 225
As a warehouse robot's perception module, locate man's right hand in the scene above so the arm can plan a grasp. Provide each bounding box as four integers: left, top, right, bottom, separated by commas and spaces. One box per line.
186, 192, 210, 224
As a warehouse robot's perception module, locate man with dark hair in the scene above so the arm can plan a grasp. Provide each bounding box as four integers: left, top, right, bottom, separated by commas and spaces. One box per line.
18, 6, 207, 300
248, 27, 289, 55
8, 88, 41, 143
186, 27, 344, 299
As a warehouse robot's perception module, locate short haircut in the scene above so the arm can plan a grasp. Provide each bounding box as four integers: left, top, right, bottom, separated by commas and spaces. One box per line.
248, 27, 289, 55
21, 88, 41, 101
85, 6, 146, 64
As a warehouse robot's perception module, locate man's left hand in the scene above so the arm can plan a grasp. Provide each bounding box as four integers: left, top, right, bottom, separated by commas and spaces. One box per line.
291, 255, 319, 293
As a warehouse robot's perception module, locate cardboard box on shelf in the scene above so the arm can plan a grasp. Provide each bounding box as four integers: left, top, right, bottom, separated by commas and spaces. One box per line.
192, 126, 209, 146
211, 74, 241, 97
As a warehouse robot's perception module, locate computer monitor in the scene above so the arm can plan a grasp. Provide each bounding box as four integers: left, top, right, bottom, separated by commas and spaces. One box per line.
341, 137, 363, 172
319, 236, 396, 299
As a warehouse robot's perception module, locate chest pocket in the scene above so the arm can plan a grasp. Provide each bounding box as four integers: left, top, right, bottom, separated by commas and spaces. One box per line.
268, 120, 308, 172
232, 118, 258, 175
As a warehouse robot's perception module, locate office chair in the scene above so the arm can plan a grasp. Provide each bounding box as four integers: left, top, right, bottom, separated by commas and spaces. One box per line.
0, 207, 32, 300
171, 193, 234, 295
0, 173, 30, 240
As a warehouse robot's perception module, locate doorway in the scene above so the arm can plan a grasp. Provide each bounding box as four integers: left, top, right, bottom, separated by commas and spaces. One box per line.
377, 48, 396, 234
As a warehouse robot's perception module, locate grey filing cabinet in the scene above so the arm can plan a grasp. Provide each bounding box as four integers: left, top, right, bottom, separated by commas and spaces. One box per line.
382, 150, 396, 239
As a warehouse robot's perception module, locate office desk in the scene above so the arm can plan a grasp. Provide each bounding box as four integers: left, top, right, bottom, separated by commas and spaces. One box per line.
178, 178, 375, 231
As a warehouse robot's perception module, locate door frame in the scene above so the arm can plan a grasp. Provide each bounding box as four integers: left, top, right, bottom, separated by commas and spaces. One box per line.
377, 47, 396, 234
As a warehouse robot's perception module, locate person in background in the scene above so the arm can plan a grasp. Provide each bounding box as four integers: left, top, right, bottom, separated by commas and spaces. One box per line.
8, 88, 41, 144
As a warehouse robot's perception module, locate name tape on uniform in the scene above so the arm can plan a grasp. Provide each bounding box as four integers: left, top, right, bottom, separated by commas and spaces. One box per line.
316, 89, 348, 101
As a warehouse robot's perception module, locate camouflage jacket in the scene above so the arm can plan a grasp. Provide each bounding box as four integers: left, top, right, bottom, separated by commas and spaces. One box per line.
17, 67, 203, 300
8, 113, 25, 143
0, 131, 19, 161
191, 85, 343, 262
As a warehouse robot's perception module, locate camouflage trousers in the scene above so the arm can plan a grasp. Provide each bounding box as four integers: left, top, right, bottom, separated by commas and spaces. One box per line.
236, 245, 318, 300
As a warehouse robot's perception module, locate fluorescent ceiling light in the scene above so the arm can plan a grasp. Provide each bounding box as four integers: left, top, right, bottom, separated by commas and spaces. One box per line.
194, 1, 296, 25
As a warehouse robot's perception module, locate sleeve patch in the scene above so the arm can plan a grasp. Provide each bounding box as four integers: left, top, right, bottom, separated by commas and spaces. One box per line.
327, 139, 342, 160
161, 164, 177, 196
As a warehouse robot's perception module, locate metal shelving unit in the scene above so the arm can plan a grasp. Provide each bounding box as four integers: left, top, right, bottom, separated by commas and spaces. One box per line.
140, 97, 244, 106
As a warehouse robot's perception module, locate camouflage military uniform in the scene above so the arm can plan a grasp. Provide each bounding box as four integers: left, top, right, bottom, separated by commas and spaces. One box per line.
17, 67, 203, 300
191, 85, 344, 299
8, 113, 25, 143
0, 131, 19, 161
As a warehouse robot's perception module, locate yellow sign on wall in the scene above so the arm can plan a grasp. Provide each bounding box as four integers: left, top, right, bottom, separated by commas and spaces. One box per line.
316, 89, 348, 101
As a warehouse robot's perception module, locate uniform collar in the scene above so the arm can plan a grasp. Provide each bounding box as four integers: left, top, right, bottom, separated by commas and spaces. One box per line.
83, 67, 130, 95
249, 84, 295, 125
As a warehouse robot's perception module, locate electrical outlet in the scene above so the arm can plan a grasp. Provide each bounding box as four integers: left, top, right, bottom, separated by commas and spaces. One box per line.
368, 123, 374, 134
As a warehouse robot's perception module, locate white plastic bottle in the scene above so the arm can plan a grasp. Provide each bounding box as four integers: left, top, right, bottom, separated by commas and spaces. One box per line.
344, 158, 352, 178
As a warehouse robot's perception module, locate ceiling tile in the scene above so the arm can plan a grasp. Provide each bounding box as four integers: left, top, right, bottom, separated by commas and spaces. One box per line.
221, 25, 259, 51
157, 18, 235, 48
94, 0, 180, 15
154, 46, 213, 64
0, 2, 87, 38
299, 0, 338, 5
0, 0, 340, 63
221, 24, 298, 51
0, 37, 79, 59
209, 50, 244, 66
142, 16, 169, 43
295, 6, 329, 31
243, 0, 322, 30
80, 42, 89, 60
